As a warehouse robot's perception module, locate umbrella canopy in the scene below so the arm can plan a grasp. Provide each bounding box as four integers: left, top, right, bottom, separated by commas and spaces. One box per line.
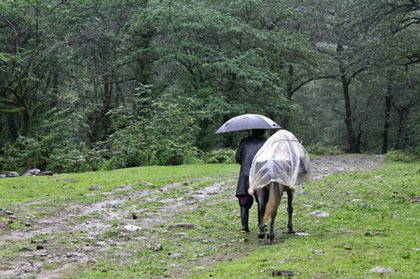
215, 114, 281, 134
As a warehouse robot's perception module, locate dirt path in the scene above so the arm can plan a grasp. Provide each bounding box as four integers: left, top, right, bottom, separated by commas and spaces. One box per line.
0, 154, 384, 279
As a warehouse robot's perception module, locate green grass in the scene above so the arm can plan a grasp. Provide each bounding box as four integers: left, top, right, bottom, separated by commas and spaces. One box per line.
183, 162, 420, 279
73, 161, 419, 279
1, 161, 419, 279
0, 164, 238, 208
308, 153, 320, 160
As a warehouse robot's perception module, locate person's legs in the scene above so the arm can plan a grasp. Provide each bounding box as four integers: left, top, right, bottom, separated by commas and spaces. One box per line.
238, 194, 253, 233
240, 206, 249, 232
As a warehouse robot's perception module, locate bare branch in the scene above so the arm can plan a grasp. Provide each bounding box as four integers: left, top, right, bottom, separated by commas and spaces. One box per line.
47, 0, 68, 16
289, 75, 337, 98
348, 66, 368, 82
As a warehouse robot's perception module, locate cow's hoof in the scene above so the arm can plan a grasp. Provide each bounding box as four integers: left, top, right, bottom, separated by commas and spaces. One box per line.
258, 232, 266, 239
287, 230, 296, 234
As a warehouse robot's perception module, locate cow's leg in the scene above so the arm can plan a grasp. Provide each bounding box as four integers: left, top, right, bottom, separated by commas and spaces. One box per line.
255, 187, 269, 239
286, 187, 295, 234
266, 183, 283, 244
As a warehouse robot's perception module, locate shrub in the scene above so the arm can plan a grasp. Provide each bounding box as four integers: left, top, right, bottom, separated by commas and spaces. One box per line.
46, 145, 105, 173
0, 136, 48, 173
386, 148, 420, 163
104, 90, 200, 168
306, 144, 344, 155
154, 139, 185, 166
204, 149, 236, 164
105, 128, 152, 169
183, 148, 203, 165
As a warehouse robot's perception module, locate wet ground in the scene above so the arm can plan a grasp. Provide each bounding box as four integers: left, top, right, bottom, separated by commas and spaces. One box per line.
0, 154, 384, 279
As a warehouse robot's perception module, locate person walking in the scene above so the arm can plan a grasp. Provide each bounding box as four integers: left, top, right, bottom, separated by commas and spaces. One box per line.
235, 129, 266, 233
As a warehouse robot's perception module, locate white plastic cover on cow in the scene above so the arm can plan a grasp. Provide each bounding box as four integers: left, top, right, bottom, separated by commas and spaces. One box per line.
248, 130, 312, 195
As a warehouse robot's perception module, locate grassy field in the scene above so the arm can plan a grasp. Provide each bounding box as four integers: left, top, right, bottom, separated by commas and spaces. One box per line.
1, 159, 419, 278
182, 162, 420, 279
0, 164, 239, 207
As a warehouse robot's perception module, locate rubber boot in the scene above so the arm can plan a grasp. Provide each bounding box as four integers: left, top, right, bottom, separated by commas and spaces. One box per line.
240, 207, 250, 233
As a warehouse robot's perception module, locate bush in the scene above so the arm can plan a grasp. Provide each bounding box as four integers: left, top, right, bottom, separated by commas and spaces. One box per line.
0, 136, 48, 173
386, 148, 420, 163
105, 128, 152, 169
154, 140, 185, 166
183, 148, 203, 165
0, 136, 105, 174
306, 144, 344, 155
104, 90, 200, 168
46, 145, 105, 173
204, 149, 236, 164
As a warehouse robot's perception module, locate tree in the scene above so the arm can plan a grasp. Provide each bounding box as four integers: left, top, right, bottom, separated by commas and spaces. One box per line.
299, 0, 397, 152
0, 0, 87, 139
360, 0, 420, 151
137, 0, 300, 149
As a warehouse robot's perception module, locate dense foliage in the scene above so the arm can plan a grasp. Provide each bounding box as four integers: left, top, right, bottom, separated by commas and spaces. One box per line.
1, 0, 420, 173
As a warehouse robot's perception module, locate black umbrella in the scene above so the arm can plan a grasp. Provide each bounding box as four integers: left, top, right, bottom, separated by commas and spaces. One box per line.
215, 114, 281, 134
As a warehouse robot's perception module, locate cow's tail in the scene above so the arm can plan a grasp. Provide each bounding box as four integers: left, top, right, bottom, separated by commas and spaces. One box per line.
262, 182, 284, 224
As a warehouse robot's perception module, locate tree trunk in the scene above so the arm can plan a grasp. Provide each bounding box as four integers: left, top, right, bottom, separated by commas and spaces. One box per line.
7, 116, 19, 141
287, 63, 294, 100
282, 64, 294, 129
382, 77, 392, 154
339, 67, 360, 153
20, 109, 31, 137
101, 79, 113, 141
395, 108, 408, 149
337, 43, 360, 153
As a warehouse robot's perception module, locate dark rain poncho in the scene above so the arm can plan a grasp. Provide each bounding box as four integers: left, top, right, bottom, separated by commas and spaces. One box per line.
235, 135, 266, 197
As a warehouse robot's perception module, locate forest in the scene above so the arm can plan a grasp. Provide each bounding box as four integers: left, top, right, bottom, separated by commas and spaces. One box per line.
1, 0, 420, 174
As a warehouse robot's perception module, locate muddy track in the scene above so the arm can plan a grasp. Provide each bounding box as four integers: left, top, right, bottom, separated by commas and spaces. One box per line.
0, 154, 384, 279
